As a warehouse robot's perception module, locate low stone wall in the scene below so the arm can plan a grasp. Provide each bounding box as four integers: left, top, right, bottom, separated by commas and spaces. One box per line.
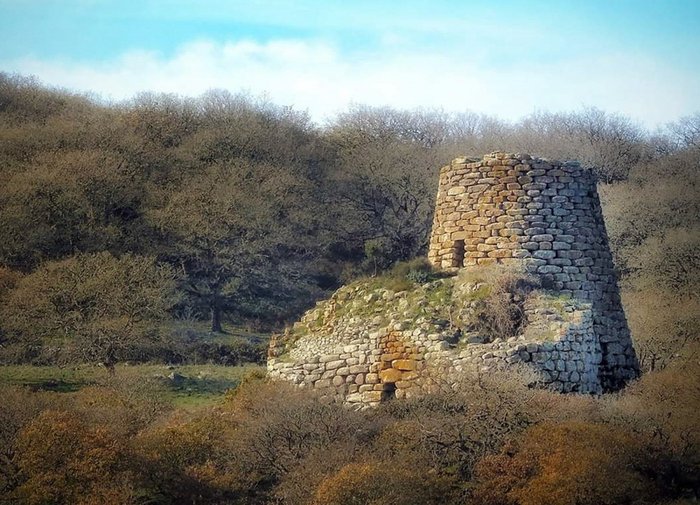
432, 306, 602, 396
268, 281, 603, 409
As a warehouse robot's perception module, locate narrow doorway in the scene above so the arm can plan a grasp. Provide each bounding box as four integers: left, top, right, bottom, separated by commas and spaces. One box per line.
381, 382, 397, 401
453, 240, 465, 268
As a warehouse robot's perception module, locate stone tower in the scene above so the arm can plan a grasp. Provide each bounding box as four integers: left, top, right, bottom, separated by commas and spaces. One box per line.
428, 152, 639, 390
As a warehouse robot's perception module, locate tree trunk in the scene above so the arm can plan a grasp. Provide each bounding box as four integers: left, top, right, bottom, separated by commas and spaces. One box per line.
103, 348, 116, 375
211, 304, 223, 333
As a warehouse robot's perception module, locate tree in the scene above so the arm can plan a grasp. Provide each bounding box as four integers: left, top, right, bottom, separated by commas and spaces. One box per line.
324, 106, 446, 270
150, 159, 319, 332
0, 252, 178, 368
0, 149, 152, 271
667, 112, 700, 150
512, 107, 647, 183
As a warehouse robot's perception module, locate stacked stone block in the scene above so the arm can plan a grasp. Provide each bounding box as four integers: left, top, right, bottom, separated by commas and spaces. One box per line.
427, 152, 638, 390
268, 283, 606, 408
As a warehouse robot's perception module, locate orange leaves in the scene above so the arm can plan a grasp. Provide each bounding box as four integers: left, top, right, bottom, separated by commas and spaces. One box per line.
15, 409, 134, 505
312, 462, 449, 505
472, 421, 661, 505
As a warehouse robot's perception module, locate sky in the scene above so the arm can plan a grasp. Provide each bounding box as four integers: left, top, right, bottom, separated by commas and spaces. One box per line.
1, 0, 699, 128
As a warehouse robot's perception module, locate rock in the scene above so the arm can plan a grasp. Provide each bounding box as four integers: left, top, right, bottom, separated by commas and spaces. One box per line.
362, 391, 383, 402
325, 360, 345, 370
379, 368, 402, 383
168, 372, 185, 384
365, 373, 379, 384
393, 359, 417, 371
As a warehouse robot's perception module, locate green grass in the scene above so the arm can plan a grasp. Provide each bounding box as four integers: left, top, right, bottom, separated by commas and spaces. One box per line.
0, 363, 265, 409
535, 292, 575, 317
167, 320, 270, 345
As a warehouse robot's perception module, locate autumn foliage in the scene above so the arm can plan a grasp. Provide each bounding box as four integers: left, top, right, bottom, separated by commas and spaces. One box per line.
0, 74, 699, 504
472, 421, 660, 505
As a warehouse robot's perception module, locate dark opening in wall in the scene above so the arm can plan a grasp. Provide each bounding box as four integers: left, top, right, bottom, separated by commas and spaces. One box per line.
381, 382, 397, 401
453, 240, 465, 268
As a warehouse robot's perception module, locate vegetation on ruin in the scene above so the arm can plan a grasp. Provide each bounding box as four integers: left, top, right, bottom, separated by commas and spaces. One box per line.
285, 261, 546, 347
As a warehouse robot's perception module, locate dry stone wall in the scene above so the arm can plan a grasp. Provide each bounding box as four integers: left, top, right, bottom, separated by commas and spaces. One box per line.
268, 152, 639, 406
427, 152, 638, 390
268, 278, 605, 409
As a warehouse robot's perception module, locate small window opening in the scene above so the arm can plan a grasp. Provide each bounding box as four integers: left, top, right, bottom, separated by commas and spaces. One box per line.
453, 240, 465, 268
381, 382, 397, 401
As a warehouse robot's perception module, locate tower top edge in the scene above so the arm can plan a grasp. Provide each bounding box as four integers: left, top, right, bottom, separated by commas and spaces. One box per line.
445, 152, 582, 172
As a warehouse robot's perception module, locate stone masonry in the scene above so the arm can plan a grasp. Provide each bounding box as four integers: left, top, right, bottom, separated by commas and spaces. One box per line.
268, 279, 606, 408
427, 152, 638, 390
268, 152, 639, 407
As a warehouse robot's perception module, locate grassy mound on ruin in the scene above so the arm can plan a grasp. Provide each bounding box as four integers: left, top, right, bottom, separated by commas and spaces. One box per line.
284, 260, 577, 348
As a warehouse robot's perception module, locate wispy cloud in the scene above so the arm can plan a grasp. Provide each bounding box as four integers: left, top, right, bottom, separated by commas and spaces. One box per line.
2, 37, 696, 127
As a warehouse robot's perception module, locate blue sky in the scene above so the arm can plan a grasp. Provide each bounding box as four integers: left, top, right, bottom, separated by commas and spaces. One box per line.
1, 0, 699, 127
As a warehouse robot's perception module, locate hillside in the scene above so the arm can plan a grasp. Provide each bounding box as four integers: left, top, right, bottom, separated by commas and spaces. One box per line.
0, 75, 698, 504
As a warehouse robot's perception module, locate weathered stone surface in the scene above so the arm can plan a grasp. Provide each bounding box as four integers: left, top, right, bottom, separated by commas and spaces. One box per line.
379, 368, 403, 383
325, 360, 345, 370
362, 391, 383, 402
349, 364, 369, 374
393, 359, 417, 371
268, 152, 638, 408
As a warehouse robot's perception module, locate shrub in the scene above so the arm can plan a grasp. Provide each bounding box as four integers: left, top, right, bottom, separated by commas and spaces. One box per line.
0, 267, 22, 301
631, 226, 700, 297
14, 409, 136, 505
376, 257, 445, 291
0, 252, 179, 367
312, 461, 449, 505
0, 386, 62, 499
132, 412, 240, 504
224, 381, 365, 478
376, 370, 545, 486
165, 329, 268, 365
471, 421, 663, 505
456, 265, 539, 341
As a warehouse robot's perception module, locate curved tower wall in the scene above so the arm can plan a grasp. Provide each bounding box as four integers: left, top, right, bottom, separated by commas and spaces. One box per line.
427, 152, 638, 390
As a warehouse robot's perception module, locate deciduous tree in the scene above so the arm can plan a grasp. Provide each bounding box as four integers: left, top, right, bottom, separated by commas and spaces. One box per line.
0, 252, 178, 368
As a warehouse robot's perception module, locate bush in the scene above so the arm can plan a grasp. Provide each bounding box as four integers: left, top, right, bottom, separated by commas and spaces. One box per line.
376, 370, 546, 487
312, 461, 450, 505
0, 267, 22, 301
0, 252, 179, 367
14, 409, 136, 505
0, 386, 62, 499
132, 412, 240, 504
471, 421, 663, 505
630, 227, 700, 297
165, 329, 267, 365
456, 265, 539, 341
375, 257, 445, 291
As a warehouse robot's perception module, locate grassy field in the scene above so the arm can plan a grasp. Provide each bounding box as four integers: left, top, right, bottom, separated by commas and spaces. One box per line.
0, 362, 266, 408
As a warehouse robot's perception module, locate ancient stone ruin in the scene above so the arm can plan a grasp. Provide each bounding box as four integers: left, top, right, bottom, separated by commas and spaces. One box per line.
427, 152, 638, 390
268, 152, 639, 407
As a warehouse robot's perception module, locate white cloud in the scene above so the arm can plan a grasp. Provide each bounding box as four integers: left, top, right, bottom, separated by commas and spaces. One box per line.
2, 38, 697, 127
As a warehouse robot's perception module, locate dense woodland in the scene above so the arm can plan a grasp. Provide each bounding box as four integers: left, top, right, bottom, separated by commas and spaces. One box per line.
0, 72, 699, 504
